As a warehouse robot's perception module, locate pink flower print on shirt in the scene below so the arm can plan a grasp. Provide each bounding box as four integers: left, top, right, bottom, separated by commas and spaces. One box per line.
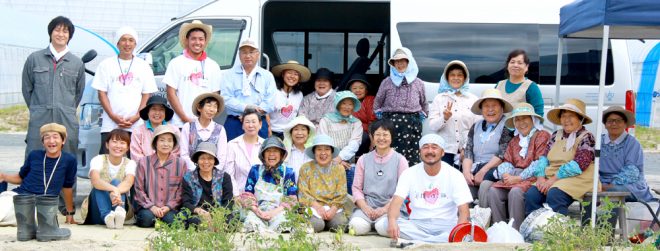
422, 187, 439, 204
119, 72, 134, 86
189, 71, 203, 86
281, 105, 294, 118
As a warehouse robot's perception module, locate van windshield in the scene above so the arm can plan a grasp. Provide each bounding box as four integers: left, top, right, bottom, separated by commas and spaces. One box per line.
397, 22, 613, 86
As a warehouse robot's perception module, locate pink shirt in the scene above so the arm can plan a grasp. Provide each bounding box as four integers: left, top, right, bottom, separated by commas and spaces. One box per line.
225, 135, 263, 196
180, 119, 228, 171
352, 149, 409, 202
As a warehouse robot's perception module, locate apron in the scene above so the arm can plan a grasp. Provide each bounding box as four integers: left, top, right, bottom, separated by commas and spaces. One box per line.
254, 166, 286, 211
545, 130, 600, 200
496, 79, 532, 106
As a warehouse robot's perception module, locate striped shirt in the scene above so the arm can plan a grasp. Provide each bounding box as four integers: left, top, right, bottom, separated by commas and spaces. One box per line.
134, 154, 188, 210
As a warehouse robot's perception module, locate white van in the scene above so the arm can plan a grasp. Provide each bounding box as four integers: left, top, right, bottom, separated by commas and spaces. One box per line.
76, 0, 635, 175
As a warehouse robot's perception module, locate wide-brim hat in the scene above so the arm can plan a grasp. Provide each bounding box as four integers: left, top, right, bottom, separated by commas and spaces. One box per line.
334, 91, 361, 112
283, 116, 316, 147
40, 123, 67, 140
272, 60, 311, 83
602, 106, 635, 127
151, 125, 180, 150
259, 136, 288, 164
304, 134, 339, 159
191, 141, 219, 165
178, 20, 213, 49
443, 60, 470, 81
347, 73, 370, 90
140, 95, 174, 121
314, 68, 334, 81
546, 98, 592, 126
192, 92, 224, 118
388, 48, 410, 67
505, 102, 544, 129
471, 89, 513, 115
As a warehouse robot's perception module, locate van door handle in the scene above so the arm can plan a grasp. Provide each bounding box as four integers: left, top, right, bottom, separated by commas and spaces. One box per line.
262, 53, 270, 70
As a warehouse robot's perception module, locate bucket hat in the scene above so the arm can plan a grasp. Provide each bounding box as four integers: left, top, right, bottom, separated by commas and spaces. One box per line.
388, 48, 410, 67
546, 98, 592, 125
443, 60, 470, 82
314, 68, 334, 82
602, 106, 635, 127
304, 134, 339, 159
259, 136, 288, 164
192, 92, 224, 118
140, 95, 174, 121
347, 73, 370, 90
178, 20, 212, 49
151, 125, 180, 150
191, 141, 219, 165
283, 116, 316, 148
40, 123, 67, 139
272, 60, 311, 83
333, 91, 361, 112
471, 89, 514, 115
505, 102, 544, 129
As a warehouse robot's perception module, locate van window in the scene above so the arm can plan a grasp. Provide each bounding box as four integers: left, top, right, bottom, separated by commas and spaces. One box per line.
396, 22, 613, 86
143, 19, 246, 75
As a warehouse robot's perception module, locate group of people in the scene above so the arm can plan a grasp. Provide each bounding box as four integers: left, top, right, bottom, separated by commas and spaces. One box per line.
0, 16, 654, 245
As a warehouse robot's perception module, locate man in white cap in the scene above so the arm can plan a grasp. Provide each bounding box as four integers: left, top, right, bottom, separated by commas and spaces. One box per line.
385, 134, 472, 244
92, 26, 158, 154
220, 39, 276, 141
164, 20, 222, 128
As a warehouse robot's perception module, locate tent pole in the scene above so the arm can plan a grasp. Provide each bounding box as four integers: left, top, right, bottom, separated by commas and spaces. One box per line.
554, 38, 564, 131
590, 25, 610, 229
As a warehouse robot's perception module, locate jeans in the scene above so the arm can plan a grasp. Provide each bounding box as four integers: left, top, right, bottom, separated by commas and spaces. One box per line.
525, 186, 574, 216
135, 208, 178, 228
346, 165, 355, 196
86, 179, 127, 224
0, 182, 7, 192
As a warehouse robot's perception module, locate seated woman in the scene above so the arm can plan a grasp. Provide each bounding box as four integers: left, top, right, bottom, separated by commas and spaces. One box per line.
486, 103, 550, 230
180, 92, 228, 171
525, 98, 597, 216
298, 135, 348, 232
318, 91, 363, 194
349, 120, 408, 236
84, 129, 136, 229
134, 125, 188, 227
226, 108, 264, 197
347, 74, 377, 157
599, 106, 654, 202
130, 95, 180, 161
282, 116, 316, 181
241, 137, 298, 233
181, 142, 233, 227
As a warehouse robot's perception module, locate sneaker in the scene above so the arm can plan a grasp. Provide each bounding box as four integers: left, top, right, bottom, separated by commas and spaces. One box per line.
104, 211, 116, 229
114, 207, 126, 229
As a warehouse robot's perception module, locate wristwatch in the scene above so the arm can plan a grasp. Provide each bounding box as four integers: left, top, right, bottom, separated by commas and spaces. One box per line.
65, 210, 75, 216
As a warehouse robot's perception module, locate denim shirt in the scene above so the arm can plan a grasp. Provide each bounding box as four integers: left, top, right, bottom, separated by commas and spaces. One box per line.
220, 64, 277, 116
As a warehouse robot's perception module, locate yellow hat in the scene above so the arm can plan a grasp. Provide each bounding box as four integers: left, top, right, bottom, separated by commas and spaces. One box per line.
178, 20, 212, 49
546, 98, 592, 125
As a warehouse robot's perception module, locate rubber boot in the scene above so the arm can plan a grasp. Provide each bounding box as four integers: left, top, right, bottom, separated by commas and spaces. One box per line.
36, 195, 71, 241
13, 195, 37, 241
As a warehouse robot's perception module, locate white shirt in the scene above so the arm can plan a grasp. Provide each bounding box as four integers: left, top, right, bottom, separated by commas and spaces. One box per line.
428, 92, 480, 154
88, 155, 137, 177
285, 146, 312, 181
269, 89, 303, 133
225, 135, 264, 196
163, 55, 221, 127
394, 162, 473, 220
179, 119, 228, 171
92, 56, 158, 132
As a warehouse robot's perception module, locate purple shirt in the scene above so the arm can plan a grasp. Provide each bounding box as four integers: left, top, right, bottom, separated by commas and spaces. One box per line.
373, 77, 428, 115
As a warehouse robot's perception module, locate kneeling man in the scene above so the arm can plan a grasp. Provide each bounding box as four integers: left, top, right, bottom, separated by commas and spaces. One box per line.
386, 134, 472, 243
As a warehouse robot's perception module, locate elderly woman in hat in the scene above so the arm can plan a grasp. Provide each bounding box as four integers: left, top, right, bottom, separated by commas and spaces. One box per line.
299, 68, 336, 127
486, 102, 551, 230
268, 60, 311, 139
348, 74, 377, 156
374, 47, 428, 164
181, 142, 233, 227
180, 92, 227, 171
282, 116, 316, 181
598, 106, 653, 202
462, 89, 514, 208
84, 129, 136, 229
318, 91, 363, 194
134, 125, 188, 227
525, 98, 597, 216
298, 134, 348, 232
240, 137, 298, 233
226, 108, 264, 198
349, 119, 408, 236
131, 95, 180, 161
429, 60, 480, 168
494, 49, 544, 116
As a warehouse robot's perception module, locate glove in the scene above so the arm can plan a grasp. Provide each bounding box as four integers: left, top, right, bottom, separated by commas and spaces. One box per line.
375, 111, 383, 120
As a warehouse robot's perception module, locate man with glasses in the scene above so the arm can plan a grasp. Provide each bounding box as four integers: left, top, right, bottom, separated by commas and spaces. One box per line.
220, 39, 276, 140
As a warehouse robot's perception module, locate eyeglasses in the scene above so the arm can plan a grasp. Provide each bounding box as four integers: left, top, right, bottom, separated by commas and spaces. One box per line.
605, 118, 625, 125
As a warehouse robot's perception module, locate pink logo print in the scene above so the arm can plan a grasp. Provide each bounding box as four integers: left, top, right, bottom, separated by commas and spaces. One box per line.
281, 105, 294, 118
119, 72, 134, 86
189, 72, 203, 86
422, 188, 439, 204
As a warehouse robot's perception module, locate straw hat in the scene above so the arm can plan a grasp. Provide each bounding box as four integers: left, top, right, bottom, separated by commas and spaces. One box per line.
192, 92, 224, 118
505, 102, 544, 129
191, 142, 219, 165
546, 98, 592, 125
271, 60, 311, 82
304, 134, 339, 159
151, 125, 180, 150
602, 106, 635, 127
178, 20, 212, 49
471, 89, 513, 115
388, 48, 409, 67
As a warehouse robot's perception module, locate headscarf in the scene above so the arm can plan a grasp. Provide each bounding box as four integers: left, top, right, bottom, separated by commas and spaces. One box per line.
438, 61, 470, 94
389, 47, 419, 87
514, 116, 544, 158
324, 91, 361, 123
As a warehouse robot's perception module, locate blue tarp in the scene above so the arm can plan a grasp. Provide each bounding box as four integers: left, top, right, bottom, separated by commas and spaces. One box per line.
559, 0, 660, 39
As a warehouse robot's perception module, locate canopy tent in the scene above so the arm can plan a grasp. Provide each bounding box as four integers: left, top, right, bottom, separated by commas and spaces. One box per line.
557, 0, 660, 227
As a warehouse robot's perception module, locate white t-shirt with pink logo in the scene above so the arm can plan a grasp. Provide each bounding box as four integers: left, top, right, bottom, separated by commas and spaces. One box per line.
269, 89, 303, 133
92, 56, 158, 133
394, 161, 473, 220
163, 55, 221, 127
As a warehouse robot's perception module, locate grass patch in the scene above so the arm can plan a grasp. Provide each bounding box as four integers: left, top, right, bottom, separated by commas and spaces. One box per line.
635, 126, 660, 151
0, 105, 28, 132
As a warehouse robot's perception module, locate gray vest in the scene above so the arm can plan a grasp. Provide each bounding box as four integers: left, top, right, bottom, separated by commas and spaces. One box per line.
472, 118, 506, 164
363, 151, 401, 208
